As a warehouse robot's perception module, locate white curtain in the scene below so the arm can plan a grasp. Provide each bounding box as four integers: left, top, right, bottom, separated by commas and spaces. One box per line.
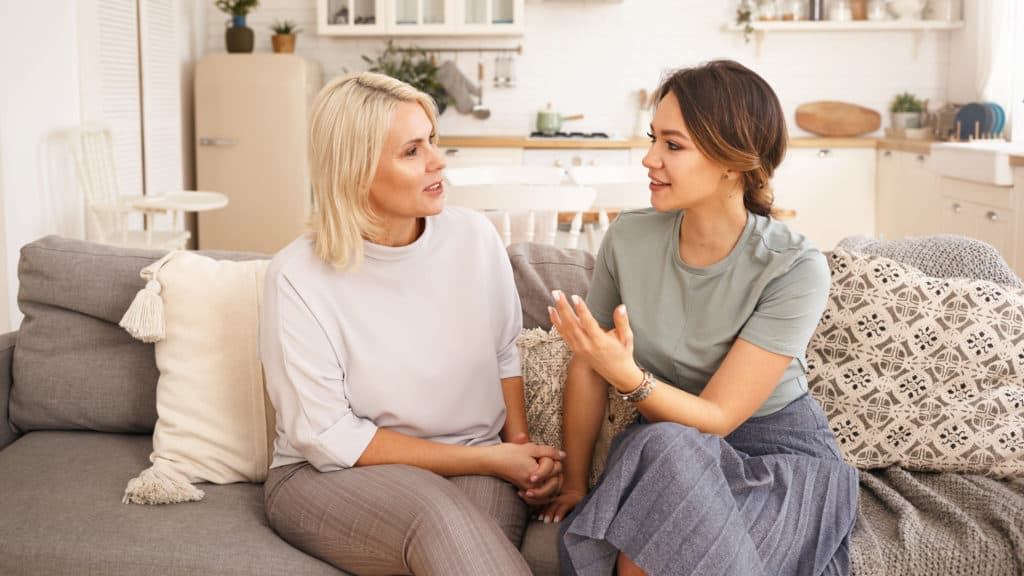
974, 0, 1014, 123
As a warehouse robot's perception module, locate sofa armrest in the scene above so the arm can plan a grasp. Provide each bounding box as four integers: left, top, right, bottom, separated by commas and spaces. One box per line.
0, 330, 17, 451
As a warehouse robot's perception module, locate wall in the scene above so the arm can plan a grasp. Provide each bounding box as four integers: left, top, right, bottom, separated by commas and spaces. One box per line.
0, 0, 82, 332
202, 0, 954, 139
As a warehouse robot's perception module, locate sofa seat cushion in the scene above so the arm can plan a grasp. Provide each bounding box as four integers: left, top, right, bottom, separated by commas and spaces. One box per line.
0, 431, 563, 575
0, 431, 343, 576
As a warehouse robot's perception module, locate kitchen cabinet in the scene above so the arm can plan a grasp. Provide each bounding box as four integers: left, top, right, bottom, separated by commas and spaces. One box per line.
440, 146, 522, 168
937, 177, 1019, 272
522, 148, 630, 169
770, 147, 876, 251
317, 0, 524, 36
875, 149, 940, 240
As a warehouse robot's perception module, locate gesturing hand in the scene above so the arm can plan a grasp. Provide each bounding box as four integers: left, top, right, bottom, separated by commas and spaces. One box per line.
548, 290, 641, 393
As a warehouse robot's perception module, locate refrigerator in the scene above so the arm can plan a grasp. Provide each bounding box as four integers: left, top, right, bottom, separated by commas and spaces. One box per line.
195, 54, 323, 253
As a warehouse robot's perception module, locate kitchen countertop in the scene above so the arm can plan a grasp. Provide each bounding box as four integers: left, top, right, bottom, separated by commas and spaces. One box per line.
436, 136, 1024, 165
438, 135, 900, 150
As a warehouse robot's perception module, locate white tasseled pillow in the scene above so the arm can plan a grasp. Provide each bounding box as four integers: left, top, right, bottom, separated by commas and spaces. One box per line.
120, 251, 273, 504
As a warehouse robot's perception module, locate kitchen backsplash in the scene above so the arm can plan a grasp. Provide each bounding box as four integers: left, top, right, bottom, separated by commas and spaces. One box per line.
203, 0, 954, 138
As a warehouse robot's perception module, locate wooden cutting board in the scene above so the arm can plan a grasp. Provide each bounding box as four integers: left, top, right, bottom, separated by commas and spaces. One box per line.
795, 101, 881, 137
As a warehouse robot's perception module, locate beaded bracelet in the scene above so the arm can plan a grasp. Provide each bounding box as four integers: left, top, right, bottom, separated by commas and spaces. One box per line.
618, 369, 656, 403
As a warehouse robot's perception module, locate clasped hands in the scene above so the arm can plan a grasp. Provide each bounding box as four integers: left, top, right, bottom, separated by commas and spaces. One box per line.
494, 432, 565, 508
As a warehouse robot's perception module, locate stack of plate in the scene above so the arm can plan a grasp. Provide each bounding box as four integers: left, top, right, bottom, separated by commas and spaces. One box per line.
954, 102, 1006, 140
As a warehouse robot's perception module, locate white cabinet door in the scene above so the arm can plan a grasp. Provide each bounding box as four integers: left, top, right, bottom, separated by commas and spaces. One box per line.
771, 147, 876, 251
318, 0, 523, 35
937, 177, 1018, 268
522, 148, 630, 169
875, 149, 940, 240
440, 146, 523, 168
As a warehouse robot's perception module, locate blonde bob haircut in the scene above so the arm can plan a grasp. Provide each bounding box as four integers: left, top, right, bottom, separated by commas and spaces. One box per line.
308, 71, 438, 270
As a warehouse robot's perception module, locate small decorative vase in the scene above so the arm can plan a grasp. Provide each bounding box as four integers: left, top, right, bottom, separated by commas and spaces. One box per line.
271, 34, 296, 53
225, 16, 254, 54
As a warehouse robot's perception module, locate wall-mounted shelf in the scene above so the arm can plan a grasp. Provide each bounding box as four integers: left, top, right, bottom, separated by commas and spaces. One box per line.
726, 20, 963, 32
726, 20, 964, 57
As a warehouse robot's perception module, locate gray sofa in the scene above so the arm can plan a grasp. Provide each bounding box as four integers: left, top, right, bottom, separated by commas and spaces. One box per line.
1, 235, 1022, 575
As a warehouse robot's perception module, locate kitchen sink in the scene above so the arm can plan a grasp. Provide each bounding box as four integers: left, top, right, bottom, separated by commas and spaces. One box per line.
928, 141, 1024, 187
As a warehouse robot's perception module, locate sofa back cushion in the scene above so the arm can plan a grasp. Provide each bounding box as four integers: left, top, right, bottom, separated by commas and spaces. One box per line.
11, 236, 262, 433
507, 242, 595, 330
807, 248, 1024, 478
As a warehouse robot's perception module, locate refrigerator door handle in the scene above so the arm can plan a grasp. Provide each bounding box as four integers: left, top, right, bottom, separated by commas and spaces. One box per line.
198, 137, 237, 147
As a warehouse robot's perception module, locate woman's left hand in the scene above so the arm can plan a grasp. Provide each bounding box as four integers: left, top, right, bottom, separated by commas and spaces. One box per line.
548, 291, 641, 393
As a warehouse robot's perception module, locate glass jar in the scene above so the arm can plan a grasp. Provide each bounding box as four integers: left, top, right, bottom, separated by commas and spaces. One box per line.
867, 0, 889, 20
757, 0, 779, 21
829, 0, 854, 21
781, 0, 808, 20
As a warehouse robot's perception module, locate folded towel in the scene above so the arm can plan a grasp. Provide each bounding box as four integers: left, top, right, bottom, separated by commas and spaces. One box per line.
438, 60, 481, 114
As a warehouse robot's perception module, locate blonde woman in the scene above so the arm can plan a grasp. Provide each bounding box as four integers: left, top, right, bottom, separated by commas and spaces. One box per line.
545, 61, 858, 576
259, 72, 563, 575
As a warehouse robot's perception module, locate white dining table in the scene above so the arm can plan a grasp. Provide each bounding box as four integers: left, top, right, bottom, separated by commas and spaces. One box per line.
130, 191, 229, 246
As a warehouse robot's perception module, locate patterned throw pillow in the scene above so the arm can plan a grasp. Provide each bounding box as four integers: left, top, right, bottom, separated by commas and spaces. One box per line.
517, 327, 637, 488
807, 248, 1024, 478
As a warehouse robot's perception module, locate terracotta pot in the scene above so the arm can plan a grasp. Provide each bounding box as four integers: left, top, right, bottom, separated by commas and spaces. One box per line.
271, 34, 296, 53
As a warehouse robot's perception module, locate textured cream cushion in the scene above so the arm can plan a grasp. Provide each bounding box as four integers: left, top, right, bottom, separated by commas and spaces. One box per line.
123, 252, 273, 504
518, 327, 637, 488
807, 249, 1024, 478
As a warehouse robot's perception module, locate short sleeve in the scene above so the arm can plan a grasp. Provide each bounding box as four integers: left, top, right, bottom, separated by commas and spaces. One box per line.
259, 269, 378, 471
738, 251, 830, 358
489, 229, 524, 379
584, 225, 622, 330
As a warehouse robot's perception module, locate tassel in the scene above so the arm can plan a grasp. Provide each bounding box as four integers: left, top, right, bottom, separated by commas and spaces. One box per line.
119, 251, 179, 343
119, 280, 165, 342
123, 465, 205, 505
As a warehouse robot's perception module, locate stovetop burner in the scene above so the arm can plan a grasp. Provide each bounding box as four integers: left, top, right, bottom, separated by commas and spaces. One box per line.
529, 131, 610, 139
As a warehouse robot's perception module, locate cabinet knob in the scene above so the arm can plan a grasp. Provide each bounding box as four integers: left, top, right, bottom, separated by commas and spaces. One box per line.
882, 150, 892, 157
571, 156, 583, 167
198, 137, 236, 147
554, 160, 564, 168
444, 149, 459, 156
817, 149, 831, 159
916, 155, 926, 162
986, 211, 999, 222
951, 203, 962, 214
588, 159, 597, 166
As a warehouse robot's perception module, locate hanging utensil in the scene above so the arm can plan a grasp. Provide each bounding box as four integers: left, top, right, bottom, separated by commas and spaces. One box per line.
472, 57, 491, 119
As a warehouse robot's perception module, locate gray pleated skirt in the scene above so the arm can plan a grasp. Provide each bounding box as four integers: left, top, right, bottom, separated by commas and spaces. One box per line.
558, 393, 858, 576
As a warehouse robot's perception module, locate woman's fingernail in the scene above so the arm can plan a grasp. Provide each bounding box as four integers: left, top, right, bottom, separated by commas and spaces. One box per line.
530, 475, 538, 482
571, 294, 581, 306
554, 516, 561, 523
543, 516, 551, 524
526, 491, 534, 497
618, 304, 627, 315
551, 290, 562, 302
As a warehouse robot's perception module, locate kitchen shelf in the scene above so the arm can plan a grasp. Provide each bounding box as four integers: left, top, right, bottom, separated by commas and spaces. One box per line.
726, 20, 963, 32
726, 20, 963, 57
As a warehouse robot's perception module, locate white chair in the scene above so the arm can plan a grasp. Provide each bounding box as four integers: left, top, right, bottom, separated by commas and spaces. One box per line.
69, 125, 228, 250
567, 165, 651, 250
444, 165, 567, 187
445, 165, 587, 247
445, 184, 596, 248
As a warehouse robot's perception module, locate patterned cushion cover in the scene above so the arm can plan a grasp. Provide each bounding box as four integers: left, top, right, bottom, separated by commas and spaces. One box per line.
807, 248, 1024, 478
518, 327, 637, 488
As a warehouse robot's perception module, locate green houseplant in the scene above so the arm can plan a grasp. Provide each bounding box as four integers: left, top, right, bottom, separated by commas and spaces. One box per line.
270, 19, 301, 53
216, 0, 260, 53
890, 92, 924, 130
362, 41, 451, 115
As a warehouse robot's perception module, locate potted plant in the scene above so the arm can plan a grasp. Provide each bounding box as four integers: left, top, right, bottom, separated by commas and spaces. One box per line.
270, 19, 301, 54
215, 0, 259, 54
890, 92, 924, 130
362, 41, 451, 115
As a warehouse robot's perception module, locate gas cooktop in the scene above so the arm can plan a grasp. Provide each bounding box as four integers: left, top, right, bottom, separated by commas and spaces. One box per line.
528, 131, 610, 139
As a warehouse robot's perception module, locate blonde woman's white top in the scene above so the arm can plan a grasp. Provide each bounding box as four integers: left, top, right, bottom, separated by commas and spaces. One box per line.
260, 206, 523, 471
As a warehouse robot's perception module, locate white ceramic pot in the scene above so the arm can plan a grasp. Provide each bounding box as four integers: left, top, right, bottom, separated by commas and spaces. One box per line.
887, 0, 926, 20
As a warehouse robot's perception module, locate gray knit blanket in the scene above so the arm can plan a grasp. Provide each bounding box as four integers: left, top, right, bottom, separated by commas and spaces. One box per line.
837, 234, 1024, 289
851, 468, 1024, 575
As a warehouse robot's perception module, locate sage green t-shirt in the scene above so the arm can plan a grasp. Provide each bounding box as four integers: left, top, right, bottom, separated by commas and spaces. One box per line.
585, 208, 830, 417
